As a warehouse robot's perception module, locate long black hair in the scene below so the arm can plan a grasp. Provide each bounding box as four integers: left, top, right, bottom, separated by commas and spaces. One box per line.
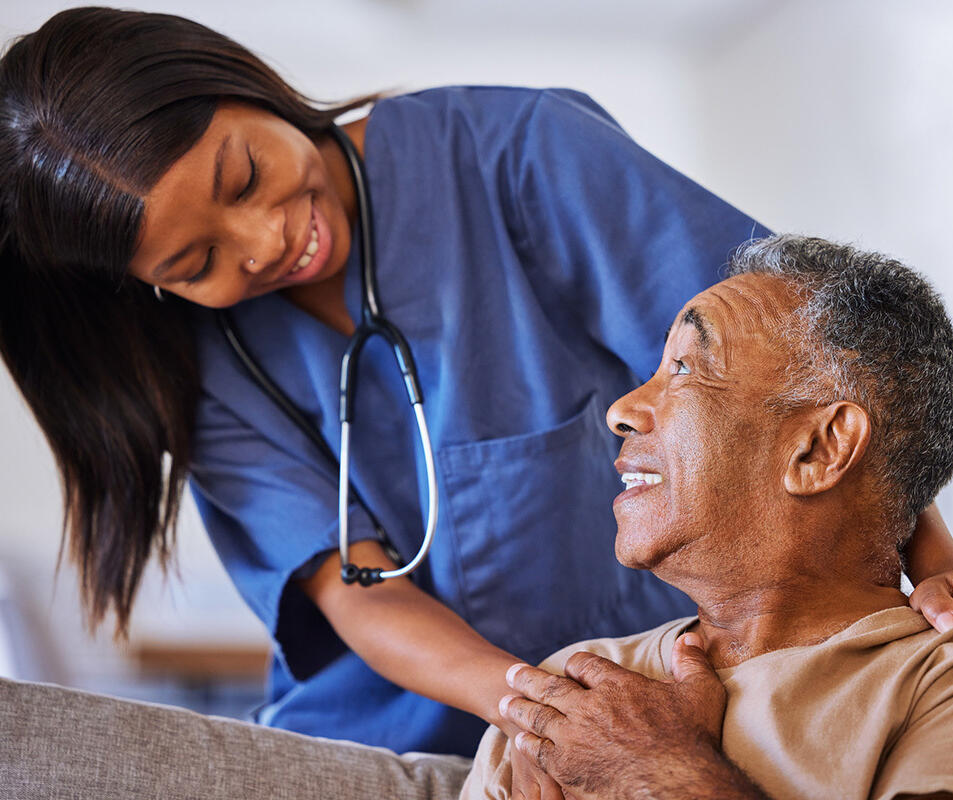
0, 7, 375, 635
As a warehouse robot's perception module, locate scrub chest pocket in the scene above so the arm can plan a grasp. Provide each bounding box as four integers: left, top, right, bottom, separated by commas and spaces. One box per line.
438, 394, 626, 661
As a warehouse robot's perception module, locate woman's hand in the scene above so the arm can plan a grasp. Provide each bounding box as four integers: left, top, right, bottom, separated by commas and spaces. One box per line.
909, 572, 953, 633
906, 504, 953, 633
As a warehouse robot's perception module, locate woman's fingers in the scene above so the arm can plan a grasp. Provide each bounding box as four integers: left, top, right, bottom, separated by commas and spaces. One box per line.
909, 572, 953, 633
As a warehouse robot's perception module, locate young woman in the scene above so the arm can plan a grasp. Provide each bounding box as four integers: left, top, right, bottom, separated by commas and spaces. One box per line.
2, 6, 952, 767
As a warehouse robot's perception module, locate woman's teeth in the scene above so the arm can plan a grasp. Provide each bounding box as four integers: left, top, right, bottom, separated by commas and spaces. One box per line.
291, 216, 319, 273
621, 472, 663, 489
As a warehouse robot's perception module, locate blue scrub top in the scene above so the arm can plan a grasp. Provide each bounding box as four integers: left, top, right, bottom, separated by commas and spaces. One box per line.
188, 86, 769, 756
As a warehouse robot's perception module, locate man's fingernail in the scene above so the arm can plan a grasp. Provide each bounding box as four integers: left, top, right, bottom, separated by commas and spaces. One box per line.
506, 663, 528, 686
498, 695, 514, 716
937, 612, 953, 633
681, 632, 703, 648
515, 731, 529, 749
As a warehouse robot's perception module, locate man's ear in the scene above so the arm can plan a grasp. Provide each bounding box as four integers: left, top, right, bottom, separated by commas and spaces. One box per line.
783, 402, 871, 496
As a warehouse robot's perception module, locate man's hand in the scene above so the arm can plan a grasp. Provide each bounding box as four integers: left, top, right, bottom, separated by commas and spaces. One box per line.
496, 713, 565, 800
909, 571, 953, 634
499, 633, 768, 800
510, 743, 565, 800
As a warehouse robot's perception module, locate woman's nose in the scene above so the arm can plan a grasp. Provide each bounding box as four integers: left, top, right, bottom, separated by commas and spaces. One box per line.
606, 382, 657, 437
237, 204, 286, 274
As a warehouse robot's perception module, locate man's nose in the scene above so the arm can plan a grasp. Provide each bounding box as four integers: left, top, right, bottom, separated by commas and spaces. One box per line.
606, 382, 657, 437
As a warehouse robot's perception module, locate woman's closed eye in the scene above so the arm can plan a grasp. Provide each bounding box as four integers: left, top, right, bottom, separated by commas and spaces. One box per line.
184, 147, 259, 285
237, 145, 258, 200
186, 249, 214, 284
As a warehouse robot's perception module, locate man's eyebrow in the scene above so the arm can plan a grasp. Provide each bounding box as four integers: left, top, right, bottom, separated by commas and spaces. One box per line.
150, 135, 229, 280
663, 308, 714, 349
681, 307, 713, 349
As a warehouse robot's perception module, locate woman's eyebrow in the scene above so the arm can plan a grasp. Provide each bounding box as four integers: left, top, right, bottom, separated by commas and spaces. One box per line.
211, 134, 231, 202
151, 243, 194, 280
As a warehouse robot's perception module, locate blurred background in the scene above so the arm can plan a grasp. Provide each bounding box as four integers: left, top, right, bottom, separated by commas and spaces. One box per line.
1, 0, 951, 719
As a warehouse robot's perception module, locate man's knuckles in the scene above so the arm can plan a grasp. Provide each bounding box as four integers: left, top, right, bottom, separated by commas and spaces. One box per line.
563, 651, 620, 686
530, 701, 557, 733
506, 696, 563, 735
516, 731, 558, 771
535, 674, 576, 704
513, 668, 577, 705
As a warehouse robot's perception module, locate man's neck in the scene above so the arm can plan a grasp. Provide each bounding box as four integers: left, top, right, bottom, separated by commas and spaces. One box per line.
690, 577, 908, 669
667, 504, 908, 669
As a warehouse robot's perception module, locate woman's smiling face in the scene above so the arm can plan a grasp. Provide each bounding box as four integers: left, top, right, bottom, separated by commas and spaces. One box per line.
128, 100, 354, 307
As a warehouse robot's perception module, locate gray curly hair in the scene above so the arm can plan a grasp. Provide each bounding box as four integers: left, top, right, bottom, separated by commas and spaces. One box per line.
727, 234, 953, 540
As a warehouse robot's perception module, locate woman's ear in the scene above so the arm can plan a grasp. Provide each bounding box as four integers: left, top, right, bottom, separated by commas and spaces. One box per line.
783, 402, 871, 496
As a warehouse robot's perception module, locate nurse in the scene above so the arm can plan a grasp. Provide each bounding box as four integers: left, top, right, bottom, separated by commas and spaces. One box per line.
2, 5, 952, 766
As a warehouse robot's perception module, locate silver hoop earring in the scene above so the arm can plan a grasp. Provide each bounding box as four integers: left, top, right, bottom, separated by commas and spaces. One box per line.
154, 285, 165, 302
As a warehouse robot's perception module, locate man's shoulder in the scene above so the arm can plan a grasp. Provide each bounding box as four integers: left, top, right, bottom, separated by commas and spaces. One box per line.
539, 616, 697, 680
720, 607, 953, 800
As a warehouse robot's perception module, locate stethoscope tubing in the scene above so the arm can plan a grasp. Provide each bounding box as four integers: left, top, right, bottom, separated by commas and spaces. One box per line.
218, 122, 438, 586
328, 124, 438, 584
338, 400, 437, 580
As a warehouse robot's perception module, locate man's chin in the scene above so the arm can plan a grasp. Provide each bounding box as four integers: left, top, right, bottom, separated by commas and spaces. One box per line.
614, 533, 669, 571
614, 518, 699, 571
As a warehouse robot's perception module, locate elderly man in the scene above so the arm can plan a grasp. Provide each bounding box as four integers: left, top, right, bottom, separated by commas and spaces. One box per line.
466, 234, 953, 799
2, 234, 953, 800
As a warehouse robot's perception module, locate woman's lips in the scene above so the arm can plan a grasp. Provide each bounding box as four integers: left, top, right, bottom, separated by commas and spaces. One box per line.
279, 199, 333, 285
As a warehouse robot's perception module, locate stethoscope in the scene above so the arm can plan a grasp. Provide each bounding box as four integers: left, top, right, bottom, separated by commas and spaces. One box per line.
216, 124, 438, 587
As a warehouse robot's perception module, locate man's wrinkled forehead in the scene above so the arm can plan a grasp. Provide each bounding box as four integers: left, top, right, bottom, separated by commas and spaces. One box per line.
666, 273, 797, 338
665, 274, 800, 361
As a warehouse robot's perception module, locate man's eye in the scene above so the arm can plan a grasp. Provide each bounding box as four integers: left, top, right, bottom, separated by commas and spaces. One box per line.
674, 359, 691, 375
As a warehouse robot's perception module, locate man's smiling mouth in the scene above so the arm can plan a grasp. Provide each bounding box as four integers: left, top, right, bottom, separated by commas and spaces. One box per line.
621, 472, 663, 490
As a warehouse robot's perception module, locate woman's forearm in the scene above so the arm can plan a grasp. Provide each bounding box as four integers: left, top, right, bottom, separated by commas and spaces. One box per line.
296, 539, 518, 728
906, 502, 953, 584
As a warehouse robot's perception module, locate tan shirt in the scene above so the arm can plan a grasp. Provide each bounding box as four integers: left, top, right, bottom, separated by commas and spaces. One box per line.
461, 607, 953, 800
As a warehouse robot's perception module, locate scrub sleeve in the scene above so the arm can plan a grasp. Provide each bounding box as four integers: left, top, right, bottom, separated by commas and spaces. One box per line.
188, 86, 770, 756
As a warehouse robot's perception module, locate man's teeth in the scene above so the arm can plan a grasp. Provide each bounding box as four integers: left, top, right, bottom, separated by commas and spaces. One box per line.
291, 217, 319, 273
621, 472, 663, 489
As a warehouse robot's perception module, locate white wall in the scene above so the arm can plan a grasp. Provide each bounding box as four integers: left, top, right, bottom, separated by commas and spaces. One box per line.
1, 0, 950, 685
691, 0, 953, 526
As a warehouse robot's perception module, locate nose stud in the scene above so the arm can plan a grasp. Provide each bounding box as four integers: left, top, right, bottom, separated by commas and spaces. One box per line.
248, 258, 256, 267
